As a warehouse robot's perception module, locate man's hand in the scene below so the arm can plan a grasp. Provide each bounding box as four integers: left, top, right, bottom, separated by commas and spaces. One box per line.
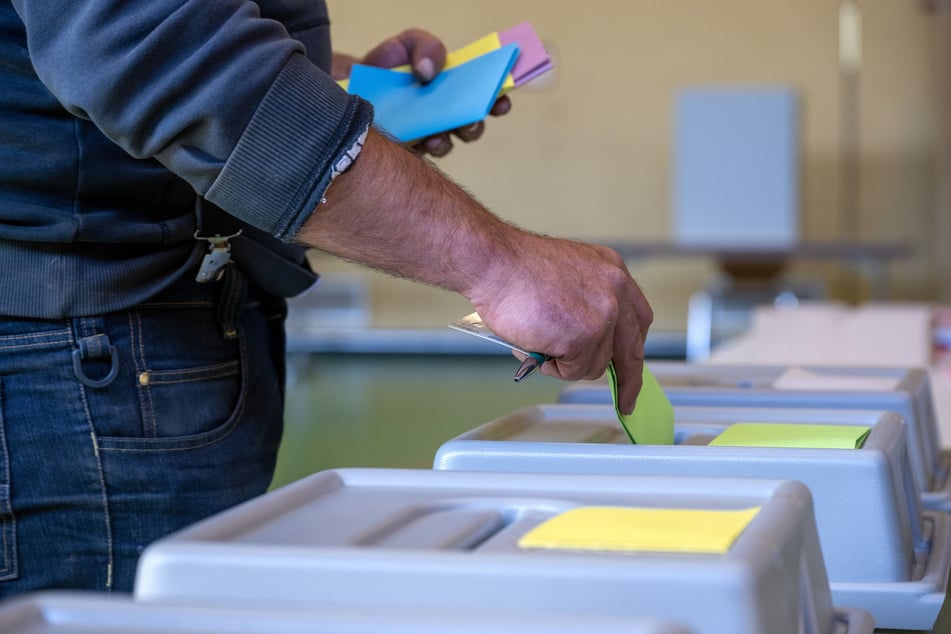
298, 129, 652, 415
333, 28, 511, 158
465, 234, 653, 415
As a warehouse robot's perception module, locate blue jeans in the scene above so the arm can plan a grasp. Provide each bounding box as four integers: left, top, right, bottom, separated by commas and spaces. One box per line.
0, 266, 286, 595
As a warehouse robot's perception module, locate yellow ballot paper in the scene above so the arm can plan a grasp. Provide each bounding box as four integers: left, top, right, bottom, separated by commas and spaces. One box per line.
607, 362, 674, 445
709, 423, 872, 449
443, 33, 517, 95
518, 506, 761, 554
362, 32, 517, 94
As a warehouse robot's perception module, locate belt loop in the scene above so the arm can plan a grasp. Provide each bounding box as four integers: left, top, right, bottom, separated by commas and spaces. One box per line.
72, 332, 119, 389
216, 264, 247, 340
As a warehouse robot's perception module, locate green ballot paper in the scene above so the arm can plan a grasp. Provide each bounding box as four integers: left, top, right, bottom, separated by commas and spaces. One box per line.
607, 363, 675, 445
709, 423, 872, 449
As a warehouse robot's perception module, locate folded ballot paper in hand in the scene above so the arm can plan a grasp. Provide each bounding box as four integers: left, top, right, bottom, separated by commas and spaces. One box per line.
346, 22, 552, 143
449, 312, 674, 446
608, 362, 675, 445
348, 44, 518, 143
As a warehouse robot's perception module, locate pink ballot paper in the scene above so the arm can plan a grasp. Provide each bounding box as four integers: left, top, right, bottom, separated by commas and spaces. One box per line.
498, 21, 553, 86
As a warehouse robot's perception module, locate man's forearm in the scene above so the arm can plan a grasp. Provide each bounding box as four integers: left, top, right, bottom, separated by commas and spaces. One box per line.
295, 126, 654, 416
296, 127, 519, 302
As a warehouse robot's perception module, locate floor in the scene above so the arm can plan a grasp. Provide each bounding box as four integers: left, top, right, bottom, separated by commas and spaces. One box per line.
271, 353, 564, 488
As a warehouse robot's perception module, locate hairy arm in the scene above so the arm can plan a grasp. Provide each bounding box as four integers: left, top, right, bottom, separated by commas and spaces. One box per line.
297, 128, 653, 413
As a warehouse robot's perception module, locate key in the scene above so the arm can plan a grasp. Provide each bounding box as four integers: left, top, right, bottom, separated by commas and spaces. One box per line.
194, 231, 241, 283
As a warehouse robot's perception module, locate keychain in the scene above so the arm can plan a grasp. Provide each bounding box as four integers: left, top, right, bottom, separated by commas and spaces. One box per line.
194, 230, 241, 283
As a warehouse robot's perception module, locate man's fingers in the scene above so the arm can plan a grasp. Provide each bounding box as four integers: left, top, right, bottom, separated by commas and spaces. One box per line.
538, 306, 617, 384
452, 121, 484, 143
399, 29, 446, 81
489, 95, 512, 117
543, 336, 614, 384
361, 28, 447, 81
414, 134, 453, 157
610, 329, 645, 415
611, 285, 652, 415
469, 238, 653, 414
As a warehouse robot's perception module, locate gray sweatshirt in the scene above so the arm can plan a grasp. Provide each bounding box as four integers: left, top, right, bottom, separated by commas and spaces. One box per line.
1, 0, 374, 317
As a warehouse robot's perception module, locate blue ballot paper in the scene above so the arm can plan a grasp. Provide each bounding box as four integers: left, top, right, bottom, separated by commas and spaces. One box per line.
347, 43, 520, 143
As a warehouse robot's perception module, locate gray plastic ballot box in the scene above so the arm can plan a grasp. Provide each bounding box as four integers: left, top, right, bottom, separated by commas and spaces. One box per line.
0, 591, 692, 634
134, 469, 872, 634
433, 404, 950, 631
559, 362, 950, 511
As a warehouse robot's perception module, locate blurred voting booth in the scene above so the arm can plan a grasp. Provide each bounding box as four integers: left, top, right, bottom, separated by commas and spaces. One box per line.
707, 302, 951, 445
675, 87, 810, 359
674, 87, 800, 249
667, 87, 909, 360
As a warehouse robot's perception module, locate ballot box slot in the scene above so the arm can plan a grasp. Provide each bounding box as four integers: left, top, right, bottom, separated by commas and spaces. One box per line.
351, 506, 509, 550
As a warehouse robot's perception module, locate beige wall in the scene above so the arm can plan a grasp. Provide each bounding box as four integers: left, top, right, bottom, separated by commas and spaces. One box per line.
313, 0, 941, 331
935, 4, 951, 304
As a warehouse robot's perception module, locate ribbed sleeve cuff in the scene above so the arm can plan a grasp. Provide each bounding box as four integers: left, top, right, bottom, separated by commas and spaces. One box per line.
205, 53, 374, 241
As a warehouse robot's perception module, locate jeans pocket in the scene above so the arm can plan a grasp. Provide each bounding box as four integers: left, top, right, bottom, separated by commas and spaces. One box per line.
0, 380, 17, 580
92, 306, 248, 452
136, 357, 243, 440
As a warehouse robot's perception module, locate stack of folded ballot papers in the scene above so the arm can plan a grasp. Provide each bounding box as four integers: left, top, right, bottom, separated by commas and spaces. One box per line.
344, 22, 554, 143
